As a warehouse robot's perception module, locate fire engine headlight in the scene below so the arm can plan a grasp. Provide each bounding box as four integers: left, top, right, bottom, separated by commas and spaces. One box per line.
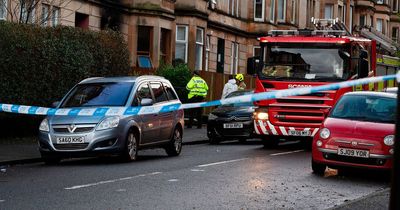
256, 112, 269, 120
384, 135, 394, 146
319, 128, 330, 139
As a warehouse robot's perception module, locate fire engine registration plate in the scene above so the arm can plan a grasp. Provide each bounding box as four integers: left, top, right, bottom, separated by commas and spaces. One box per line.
223, 123, 243, 129
338, 148, 369, 158
56, 136, 85, 144
288, 130, 311, 136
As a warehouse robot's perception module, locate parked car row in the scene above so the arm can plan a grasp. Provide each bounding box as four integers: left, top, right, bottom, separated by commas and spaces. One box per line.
37, 75, 397, 175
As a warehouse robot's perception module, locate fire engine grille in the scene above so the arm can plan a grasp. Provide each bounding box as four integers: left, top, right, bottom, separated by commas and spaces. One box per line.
275, 111, 325, 124
276, 99, 325, 104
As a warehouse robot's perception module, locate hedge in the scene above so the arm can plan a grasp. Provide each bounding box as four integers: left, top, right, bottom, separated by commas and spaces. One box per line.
156, 63, 192, 103
0, 21, 131, 107
0, 21, 131, 137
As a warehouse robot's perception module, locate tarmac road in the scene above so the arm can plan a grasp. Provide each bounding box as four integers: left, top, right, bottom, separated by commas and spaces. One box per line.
0, 139, 389, 210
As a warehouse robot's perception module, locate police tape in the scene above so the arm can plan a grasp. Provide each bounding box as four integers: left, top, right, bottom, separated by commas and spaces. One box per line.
0, 74, 398, 117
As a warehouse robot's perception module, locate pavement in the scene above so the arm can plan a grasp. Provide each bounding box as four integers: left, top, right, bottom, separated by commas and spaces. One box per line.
0, 126, 392, 209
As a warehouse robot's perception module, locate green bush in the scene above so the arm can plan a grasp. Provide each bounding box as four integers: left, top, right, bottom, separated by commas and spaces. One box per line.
0, 21, 131, 107
156, 63, 192, 103
0, 21, 131, 137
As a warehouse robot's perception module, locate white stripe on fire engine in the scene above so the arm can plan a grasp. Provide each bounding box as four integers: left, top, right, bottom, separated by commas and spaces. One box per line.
258, 120, 269, 135
279, 126, 288, 136
267, 121, 278, 135
311, 128, 320, 137
254, 122, 260, 135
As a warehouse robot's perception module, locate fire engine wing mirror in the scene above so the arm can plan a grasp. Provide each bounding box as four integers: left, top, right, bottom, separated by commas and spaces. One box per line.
358, 49, 369, 78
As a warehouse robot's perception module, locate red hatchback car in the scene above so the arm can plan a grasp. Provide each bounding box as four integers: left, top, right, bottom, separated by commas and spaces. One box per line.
312, 91, 396, 175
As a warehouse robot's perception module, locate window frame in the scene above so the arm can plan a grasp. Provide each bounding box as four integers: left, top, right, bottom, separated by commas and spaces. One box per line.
21, 1, 36, 24
41, 4, 49, 26
291, 0, 296, 24
229, 0, 239, 17
376, 18, 383, 33
0, 0, 7, 20
269, 0, 275, 22
195, 27, 204, 71
254, 0, 265, 22
175, 25, 188, 63
205, 35, 211, 71
277, 0, 286, 22
324, 4, 333, 19
230, 42, 239, 74
52, 6, 60, 26
162, 82, 179, 101
133, 82, 153, 106
392, 27, 399, 42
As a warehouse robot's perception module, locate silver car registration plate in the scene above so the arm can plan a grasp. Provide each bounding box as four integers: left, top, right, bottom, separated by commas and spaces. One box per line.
223, 123, 244, 129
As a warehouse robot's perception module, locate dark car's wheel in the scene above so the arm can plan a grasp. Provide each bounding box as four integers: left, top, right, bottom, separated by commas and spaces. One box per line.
262, 136, 279, 148
165, 127, 182, 156
41, 153, 61, 165
312, 159, 326, 175
122, 131, 138, 162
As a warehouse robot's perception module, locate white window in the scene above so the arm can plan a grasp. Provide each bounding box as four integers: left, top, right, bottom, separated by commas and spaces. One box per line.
376, 0, 384, 4
392, 27, 399, 42
269, 0, 275, 22
324, 4, 333, 19
41, 4, 49, 26
376, 18, 383, 32
254, 0, 265, 21
277, 0, 286, 22
205, 35, 211, 71
291, 0, 296, 24
195, 28, 204, 70
21, 1, 36, 24
229, 0, 239, 17
175, 25, 188, 63
230, 42, 239, 74
52, 7, 60, 26
0, 0, 7, 20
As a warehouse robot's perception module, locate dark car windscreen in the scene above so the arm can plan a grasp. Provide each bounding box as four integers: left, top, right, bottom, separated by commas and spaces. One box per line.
224, 91, 254, 107
330, 95, 396, 124
61, 82, 134, 107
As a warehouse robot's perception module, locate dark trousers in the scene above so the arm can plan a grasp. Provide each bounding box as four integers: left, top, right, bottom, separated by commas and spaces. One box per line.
187, 96, 205, 128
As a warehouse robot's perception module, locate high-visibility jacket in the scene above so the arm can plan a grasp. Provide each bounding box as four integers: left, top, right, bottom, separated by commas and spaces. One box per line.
186, 76, 209, 99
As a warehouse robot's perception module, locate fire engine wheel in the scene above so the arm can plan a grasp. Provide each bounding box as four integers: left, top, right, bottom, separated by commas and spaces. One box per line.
312, 159, 326, 176
262, 137, 279, 148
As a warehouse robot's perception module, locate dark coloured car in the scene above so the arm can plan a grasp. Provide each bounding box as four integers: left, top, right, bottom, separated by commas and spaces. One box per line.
207, 90, 255, 144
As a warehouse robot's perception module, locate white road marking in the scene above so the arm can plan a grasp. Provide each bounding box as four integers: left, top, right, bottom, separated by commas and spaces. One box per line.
270, 150, 304, 156
197, 158, 248, 168
190, 169, 205, 172
64, 172, 162, 190
0, 200, 4, 203
116, 189, 126, 192
168, 179, 179, 182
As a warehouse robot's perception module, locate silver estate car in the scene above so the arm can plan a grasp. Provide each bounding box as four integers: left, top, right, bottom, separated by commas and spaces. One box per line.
38, 76, 184, 164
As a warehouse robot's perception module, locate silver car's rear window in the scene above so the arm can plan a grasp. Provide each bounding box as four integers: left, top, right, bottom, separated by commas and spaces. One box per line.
61, 82, 134, 107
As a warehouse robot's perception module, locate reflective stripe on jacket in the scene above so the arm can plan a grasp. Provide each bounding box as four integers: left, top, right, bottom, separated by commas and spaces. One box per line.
186, 76, 209, 99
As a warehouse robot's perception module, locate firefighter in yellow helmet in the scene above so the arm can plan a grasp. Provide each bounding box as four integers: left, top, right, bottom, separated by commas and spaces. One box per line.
186, 70, 209, 128
235, 73, 246, 90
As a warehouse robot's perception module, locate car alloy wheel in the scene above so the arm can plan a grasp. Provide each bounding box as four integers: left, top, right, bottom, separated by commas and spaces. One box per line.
166, 128, 182, 156
123, 131, 138, 161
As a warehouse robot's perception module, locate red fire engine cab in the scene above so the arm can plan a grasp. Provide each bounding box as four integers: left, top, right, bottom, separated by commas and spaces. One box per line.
250, 19, 375, 147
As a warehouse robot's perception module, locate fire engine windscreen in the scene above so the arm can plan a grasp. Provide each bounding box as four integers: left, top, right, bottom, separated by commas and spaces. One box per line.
261, 44, 351, 81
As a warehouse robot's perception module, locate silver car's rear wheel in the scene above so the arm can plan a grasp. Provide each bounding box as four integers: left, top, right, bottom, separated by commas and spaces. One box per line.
122, 131, 138, 161
165, 127, 182, 156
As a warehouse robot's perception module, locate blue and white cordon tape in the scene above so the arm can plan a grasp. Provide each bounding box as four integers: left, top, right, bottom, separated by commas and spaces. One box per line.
0, 73, 398, 117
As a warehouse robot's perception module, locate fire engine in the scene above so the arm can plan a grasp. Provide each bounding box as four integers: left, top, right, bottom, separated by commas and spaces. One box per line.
251, 18, 377, 147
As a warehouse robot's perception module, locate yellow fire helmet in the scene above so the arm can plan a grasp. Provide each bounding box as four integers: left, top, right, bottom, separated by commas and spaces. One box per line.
235, 73, 244, 81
